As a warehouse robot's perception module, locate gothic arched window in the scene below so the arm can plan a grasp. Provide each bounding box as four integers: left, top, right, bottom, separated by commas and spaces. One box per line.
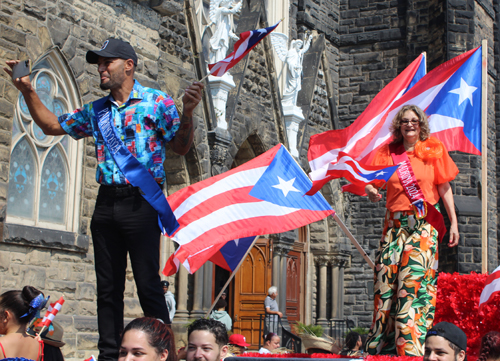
7, 49, 84, 231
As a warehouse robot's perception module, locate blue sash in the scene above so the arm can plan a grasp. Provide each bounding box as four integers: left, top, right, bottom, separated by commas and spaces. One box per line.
93, 97, 179, 236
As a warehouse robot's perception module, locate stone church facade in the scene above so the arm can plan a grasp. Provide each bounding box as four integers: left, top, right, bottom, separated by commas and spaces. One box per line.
0, 0, 497, 359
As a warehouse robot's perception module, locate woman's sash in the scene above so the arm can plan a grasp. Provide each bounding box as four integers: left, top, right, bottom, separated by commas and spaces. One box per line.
93, 97, 180, 236
390, 142, 446, 242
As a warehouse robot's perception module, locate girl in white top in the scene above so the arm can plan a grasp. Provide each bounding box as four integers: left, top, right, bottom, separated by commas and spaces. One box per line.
259, 333, 281, 354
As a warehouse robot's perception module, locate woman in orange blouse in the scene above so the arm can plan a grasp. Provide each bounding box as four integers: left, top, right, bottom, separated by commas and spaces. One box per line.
364, 105, 459, 357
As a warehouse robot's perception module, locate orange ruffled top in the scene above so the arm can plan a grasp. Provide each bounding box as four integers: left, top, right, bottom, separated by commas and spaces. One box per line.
372, 137, 459, 212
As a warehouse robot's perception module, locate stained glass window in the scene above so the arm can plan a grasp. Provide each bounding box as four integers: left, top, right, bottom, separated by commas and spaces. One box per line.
39, 147, 67, 223
7, 138, 36, 219
7, 50, 82, 230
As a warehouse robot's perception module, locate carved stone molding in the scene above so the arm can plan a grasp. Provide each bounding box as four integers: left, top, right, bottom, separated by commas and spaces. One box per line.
274, 244, 293, 257
330, 256, 349, 268
208, 75, 236, 130
315, 255, 329, 267
208, 128, 232, 175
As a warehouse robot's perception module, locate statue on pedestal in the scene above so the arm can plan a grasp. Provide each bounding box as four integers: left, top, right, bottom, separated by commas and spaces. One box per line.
208, 0, 242, 64
271, 33, 313, 107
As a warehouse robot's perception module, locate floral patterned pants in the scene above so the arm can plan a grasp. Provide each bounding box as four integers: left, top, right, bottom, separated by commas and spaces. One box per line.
365, 212, 439, 356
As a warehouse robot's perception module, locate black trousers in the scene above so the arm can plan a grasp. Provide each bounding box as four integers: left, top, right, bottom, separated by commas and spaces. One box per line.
90, 185, 170, 361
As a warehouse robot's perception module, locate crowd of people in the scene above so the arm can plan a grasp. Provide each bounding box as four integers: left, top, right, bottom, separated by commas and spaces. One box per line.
0, 33, 492, 361
2, 284, 499, 361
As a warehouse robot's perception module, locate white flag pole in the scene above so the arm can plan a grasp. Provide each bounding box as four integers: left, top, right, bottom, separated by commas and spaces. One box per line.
332, 213, 375, 270
481, 39, 488, 274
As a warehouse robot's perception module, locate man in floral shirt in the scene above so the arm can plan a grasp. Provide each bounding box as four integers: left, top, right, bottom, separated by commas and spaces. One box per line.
4, 38, 203, 361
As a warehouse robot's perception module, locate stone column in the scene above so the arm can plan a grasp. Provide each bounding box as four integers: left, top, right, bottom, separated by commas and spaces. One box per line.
175, 266, 189, 320
272, 246, 281, 290
203, 263, 213, 312
331, 260, 340, 319
190, 265, 205, 318
316, 257, 329, 328
337, 260, 346, 319
279, 247, 290, 331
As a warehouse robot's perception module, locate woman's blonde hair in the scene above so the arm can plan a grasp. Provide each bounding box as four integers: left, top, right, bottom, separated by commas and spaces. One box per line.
390, 105, 430, 143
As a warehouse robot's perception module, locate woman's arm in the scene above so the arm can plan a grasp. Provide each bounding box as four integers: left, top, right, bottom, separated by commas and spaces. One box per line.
437, 182, 459, 247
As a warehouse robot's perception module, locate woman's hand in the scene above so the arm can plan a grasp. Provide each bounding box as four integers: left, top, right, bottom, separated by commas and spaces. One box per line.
448, 222, 459, 247
437, 182, 460, 247
366, 184, 382, 203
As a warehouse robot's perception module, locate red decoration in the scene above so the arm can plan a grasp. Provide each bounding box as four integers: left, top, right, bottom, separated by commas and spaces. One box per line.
435, 272, 500, 361
238, 273, 500, 361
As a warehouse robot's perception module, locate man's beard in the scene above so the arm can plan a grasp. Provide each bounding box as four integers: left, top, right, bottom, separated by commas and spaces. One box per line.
99, 67, 125, 90
100, 80, 114, 90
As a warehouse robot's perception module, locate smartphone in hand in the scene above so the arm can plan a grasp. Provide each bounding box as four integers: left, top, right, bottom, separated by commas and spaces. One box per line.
11, 59, 31, 80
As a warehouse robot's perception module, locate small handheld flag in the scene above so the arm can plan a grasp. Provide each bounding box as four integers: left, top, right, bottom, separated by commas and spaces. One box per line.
208, 21, 281, 77
307, 152, 399, 196
40, 296, 65, 332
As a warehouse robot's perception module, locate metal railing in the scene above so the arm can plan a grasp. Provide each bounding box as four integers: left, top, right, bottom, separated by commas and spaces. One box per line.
328, 318, 355, 349
258, 314, 301, 352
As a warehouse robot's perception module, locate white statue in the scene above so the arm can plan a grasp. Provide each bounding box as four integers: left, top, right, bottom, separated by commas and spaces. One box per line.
208, 0, 242, 64
271, 33, 313, 107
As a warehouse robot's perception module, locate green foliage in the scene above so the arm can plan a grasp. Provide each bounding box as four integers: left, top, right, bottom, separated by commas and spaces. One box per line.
294, 322, 324, 337
348, 327, 370, 335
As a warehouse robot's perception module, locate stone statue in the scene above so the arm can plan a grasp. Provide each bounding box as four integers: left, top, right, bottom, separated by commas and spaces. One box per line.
208, 0, 242, 64
271, 32, 313, 107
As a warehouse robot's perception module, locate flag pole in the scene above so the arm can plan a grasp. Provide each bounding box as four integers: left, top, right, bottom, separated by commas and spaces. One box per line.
481, 39, 488, 274
204, 236, 260, 318
332, 214, 375, 270
176, 71, 213, 102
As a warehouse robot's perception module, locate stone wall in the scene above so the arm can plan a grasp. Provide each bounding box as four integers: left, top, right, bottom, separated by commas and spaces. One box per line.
0, 0, 205, 359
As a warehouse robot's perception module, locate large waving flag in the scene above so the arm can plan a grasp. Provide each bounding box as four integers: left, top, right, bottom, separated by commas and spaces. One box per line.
163, 144, 334, 275
307, 53, 426, 193
389, 46, 482, 156
307, 152, 400, 196
479, 266, 500, 309
479, 265, 500, 310
208, 21, 280, 77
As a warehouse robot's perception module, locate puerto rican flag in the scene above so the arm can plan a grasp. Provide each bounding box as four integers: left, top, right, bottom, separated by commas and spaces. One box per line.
479, 265, 500, 310
307, 152, 400, 196
208, 21, 281, 77
396, 46, 482, 156
163, 144, 334, 275
209, 236, 258, 272
308, 46, 482, 194
307, 53, 426, 193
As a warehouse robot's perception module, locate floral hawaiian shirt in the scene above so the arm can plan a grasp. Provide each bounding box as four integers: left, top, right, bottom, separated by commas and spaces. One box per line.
58, 80, 180, 185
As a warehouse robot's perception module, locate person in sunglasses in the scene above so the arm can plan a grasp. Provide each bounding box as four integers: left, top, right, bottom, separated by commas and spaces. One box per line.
364, 105, 459, 357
